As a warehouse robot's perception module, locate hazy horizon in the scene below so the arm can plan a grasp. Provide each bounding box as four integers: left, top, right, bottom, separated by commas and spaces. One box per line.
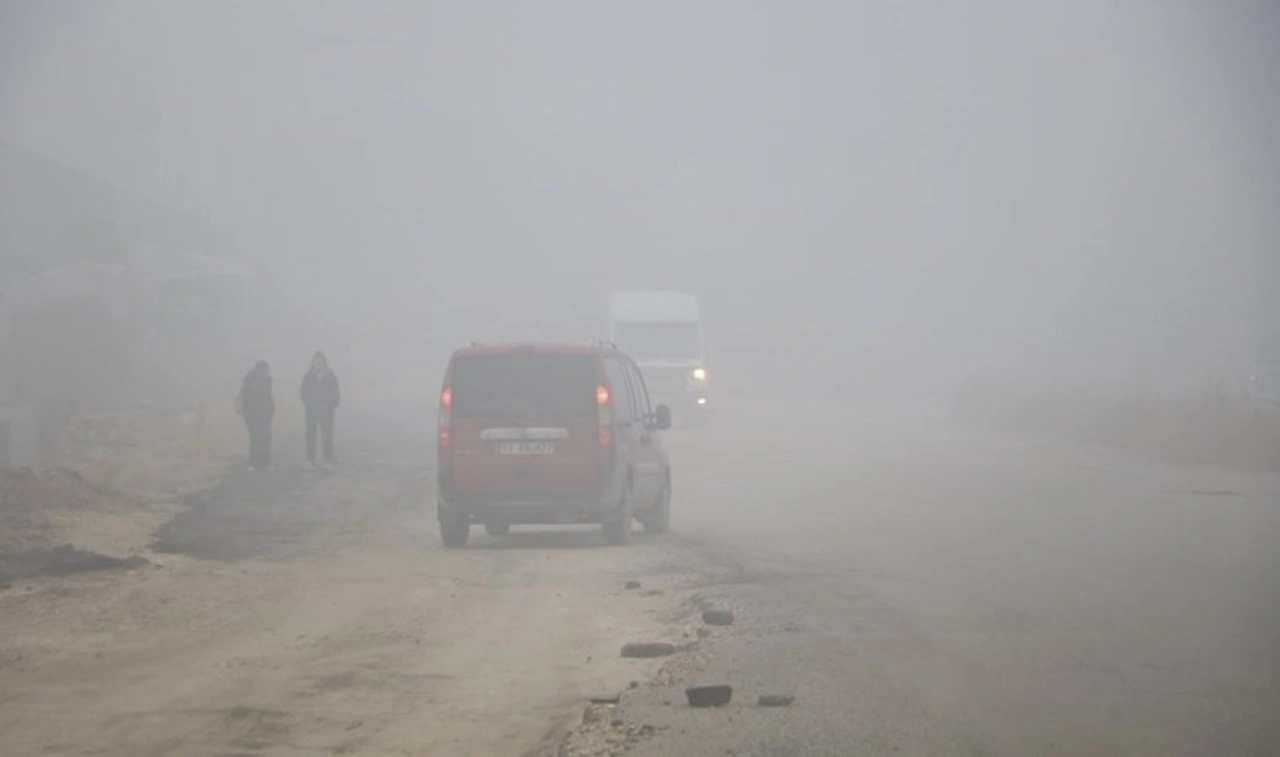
3, 0, 1278, 400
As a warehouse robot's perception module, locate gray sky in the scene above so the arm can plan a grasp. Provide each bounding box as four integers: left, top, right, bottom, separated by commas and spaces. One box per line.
2, 0, 1277, 392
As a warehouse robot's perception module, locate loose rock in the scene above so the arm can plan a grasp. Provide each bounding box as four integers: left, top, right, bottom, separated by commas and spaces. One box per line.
621, 642, 676, 658
581, 704, 613, 725
587, 692, 622, 704
624, 580, 641, 590
757, 694, 796, 707
685, 684, 733, 708
701, 609, 735, 626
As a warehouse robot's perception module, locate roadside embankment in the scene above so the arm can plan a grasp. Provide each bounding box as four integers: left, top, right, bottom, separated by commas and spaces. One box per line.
954, 382, 1280, 472
1, 403, 248, 584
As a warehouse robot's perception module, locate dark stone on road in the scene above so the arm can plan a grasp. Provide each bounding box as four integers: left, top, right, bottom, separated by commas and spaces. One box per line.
621, 642, 676, 658
685, 684, 733, 708
624, 580, 642, 590
757, 694, 795, 707
702, 609, 735, 626
587, 692, 622, 704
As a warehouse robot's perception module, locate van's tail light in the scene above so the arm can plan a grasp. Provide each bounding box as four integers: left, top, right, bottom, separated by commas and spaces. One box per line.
596, 383, 614, 450
438, 385, 452, 452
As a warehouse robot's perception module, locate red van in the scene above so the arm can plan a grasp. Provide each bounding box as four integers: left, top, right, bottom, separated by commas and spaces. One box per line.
436, 342, 672, 547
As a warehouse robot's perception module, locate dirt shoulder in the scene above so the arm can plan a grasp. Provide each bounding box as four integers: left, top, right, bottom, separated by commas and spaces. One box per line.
0, 418, 720, 756
953, 383, 1280, 473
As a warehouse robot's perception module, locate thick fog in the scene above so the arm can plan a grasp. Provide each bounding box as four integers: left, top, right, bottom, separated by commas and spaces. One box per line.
3, 0, 1278, 407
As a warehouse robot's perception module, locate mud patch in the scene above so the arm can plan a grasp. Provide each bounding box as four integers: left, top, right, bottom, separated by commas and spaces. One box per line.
0, 544, 150, 584
150, 468, 306, 561
150, 451, 426, 562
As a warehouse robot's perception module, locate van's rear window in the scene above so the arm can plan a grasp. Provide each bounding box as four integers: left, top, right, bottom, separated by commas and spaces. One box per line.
450, 354, 596, 419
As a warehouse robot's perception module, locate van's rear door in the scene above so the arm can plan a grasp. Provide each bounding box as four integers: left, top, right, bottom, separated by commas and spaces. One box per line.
449, 352, 599, 495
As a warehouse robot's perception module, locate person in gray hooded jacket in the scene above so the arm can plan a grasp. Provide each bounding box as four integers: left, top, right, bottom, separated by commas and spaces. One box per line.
300, 351, 341, 469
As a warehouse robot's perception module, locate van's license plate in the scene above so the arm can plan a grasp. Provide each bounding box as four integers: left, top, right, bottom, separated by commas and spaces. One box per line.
496, 442, 555, 455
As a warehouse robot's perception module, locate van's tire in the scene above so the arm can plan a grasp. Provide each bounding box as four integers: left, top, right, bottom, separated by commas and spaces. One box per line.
602, 493, 634, 546
440, 517, 470, 548
484, 522, 510, 537
642, 477, 671, 535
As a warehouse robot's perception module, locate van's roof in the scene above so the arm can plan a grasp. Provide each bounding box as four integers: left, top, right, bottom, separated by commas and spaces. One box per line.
451, 342, 607, 358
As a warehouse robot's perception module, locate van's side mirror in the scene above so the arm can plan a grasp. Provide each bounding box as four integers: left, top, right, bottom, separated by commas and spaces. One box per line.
653, 405, 672, 431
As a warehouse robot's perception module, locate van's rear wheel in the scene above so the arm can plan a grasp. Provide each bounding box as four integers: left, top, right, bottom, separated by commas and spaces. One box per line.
642, 477, 671, 535
484, 521, 510, 537
602, 494, 634, 546
440, 517, 470, 548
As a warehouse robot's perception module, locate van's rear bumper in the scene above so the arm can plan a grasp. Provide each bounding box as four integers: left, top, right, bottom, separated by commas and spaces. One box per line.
438, 490, 620, 525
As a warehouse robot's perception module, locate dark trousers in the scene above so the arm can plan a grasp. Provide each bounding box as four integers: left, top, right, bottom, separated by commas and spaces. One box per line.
245, 415, 272, 468
306, 408, 336, 463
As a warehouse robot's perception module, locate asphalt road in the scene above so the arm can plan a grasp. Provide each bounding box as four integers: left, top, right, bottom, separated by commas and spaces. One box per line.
621, 400, 1280, 756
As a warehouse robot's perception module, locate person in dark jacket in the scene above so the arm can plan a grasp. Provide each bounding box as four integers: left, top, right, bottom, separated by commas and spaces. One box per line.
237, 360, 275, 471
300, 351, 341, 469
